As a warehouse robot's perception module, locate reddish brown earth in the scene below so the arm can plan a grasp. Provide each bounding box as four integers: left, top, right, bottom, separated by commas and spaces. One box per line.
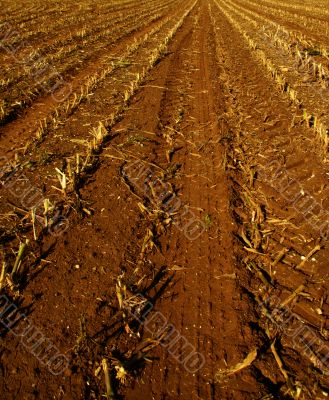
0, 0, 329, 399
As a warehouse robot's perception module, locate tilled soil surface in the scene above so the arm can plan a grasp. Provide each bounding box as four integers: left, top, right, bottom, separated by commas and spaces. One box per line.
0, 1, 328, 399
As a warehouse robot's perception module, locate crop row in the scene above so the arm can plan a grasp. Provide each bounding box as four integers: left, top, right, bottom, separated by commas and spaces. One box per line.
0, 0, 173, 60
216, 0, 329, 153
234, 0, 329, 45
0, 0, 181, 125
247, 0, 329, 21
229, 0, 329, 56
0, 0, 134, 29
0, 0, 177, 81
0, 0, 197, 291
208, 4, 328, 396
224, 0, 329, 87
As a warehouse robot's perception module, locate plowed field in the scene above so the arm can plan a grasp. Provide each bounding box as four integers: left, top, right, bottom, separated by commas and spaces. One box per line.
0, 0, 329, 399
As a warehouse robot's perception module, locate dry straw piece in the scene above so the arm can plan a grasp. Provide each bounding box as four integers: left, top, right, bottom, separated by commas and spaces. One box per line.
215, 348, 257, 382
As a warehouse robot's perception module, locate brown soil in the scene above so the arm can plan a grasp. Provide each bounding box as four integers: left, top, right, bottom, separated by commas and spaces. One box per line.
0, 1, 328, 399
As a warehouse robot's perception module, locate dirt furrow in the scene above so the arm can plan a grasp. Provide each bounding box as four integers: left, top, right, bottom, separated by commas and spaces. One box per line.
123, 3, 273, 398
211, 0, 329, 396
